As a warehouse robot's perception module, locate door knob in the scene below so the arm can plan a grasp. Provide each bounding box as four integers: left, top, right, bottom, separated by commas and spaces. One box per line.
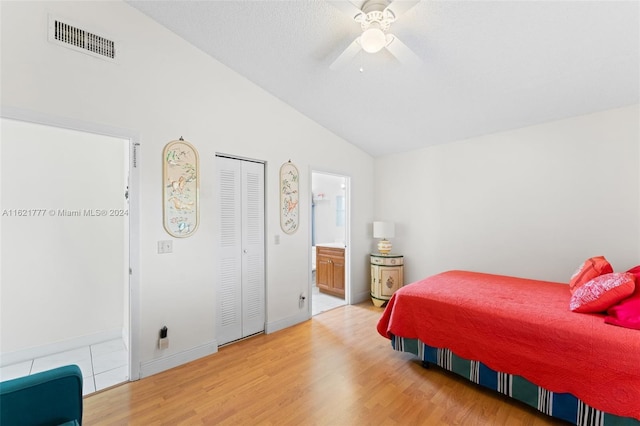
243, 249, 248, 254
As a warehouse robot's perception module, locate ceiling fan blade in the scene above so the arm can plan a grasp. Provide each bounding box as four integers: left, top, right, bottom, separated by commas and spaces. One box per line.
329, 38, 362, 70
327, 1, 366, 21
385, 34, 421, 66
384, 0, 420, 19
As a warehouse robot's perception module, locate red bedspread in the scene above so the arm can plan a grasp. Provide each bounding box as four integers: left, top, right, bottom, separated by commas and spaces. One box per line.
376, 270, 640, 420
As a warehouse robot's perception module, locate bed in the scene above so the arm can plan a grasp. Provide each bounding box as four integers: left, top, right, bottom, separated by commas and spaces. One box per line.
376, 270, 640, 425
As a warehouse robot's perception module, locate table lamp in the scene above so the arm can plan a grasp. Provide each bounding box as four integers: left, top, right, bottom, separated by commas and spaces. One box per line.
373, 221, 395, 254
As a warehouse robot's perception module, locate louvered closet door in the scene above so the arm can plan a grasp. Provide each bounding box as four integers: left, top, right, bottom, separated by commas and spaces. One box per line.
216, 156, 265, 346
241, 160, 265, 337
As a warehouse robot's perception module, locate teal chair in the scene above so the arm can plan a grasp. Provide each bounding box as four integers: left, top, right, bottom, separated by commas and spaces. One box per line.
0, 364, 83, 425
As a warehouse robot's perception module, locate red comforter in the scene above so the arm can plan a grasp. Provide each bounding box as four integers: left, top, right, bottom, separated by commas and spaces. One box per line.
376, 270, 640, 420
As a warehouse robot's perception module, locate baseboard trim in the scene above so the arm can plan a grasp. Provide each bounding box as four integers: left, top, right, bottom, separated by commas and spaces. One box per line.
138, 341, 218, 379
0, 329, 122, 367
265, 311, 308, 334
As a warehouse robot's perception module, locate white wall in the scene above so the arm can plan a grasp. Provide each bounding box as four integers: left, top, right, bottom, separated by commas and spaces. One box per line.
1, 119, 127, 356
0, 1, 374, 375
312, 172, 346, 245
375, 105, 640, 284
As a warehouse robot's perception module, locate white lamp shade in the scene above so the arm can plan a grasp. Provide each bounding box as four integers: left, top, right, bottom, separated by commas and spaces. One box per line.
373, 221, 395, 239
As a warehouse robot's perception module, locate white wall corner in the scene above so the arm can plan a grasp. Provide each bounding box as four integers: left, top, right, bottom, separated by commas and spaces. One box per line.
351, 289, 371, 305
138, 341, 218, 379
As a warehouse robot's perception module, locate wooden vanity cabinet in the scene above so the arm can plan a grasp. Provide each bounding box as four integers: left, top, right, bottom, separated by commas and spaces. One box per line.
316, 246, 345, 298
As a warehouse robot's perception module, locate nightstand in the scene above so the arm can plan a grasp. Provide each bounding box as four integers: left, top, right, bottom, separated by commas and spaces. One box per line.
370, 253, 404, 307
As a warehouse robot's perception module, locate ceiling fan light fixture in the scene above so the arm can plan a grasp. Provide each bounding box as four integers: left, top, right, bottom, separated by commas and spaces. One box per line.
360, 27, 386, 53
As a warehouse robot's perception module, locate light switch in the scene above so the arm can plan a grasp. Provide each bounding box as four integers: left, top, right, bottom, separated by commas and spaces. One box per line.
274, 235, 280, 245
158, 240, 173, 254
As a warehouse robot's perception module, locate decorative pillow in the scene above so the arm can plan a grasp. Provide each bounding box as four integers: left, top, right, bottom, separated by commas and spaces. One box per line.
626, 265, 640, 285
568, 256, 613, 294
603, 266, 640, 328
605, 291, 640, 330
569, 272, 635, 313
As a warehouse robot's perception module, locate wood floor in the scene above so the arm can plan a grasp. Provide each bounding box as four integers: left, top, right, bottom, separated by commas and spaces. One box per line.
83, 303, 567, 425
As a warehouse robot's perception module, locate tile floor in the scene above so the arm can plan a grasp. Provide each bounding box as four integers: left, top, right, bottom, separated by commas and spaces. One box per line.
0, 339, 128, 396
312, 285, 346, 315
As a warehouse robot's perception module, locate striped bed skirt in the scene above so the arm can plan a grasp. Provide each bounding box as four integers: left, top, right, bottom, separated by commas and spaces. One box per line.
390, 335, 639, 426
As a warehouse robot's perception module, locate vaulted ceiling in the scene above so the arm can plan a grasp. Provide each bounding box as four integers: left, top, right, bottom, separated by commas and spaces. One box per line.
127, 0, 639, 157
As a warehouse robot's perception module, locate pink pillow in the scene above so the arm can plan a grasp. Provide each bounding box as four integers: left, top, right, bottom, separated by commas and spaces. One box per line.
569, 256, 613, 294
569, 272, 635, 313
604, 266, 640, 329
605, 292, 640, 330
626, 265, 640, 287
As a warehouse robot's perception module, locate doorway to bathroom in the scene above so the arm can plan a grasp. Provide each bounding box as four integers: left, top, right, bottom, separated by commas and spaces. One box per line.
310, 171, 349, 316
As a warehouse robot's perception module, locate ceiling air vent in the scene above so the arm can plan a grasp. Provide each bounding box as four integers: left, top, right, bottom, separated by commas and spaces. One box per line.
49, 16, 116, 62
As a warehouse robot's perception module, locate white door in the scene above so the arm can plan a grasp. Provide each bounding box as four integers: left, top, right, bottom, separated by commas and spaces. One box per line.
216, 156, 265, 345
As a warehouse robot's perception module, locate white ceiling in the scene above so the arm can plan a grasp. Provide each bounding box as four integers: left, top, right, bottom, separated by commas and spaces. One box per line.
126, 0, 639, 157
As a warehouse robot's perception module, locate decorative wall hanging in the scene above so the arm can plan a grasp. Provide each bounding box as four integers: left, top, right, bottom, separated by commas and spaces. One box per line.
280, 160, 299, 234
163, 137, 199, 238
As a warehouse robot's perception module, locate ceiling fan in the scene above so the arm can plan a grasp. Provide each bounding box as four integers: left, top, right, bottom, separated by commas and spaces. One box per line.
329, 0, 421, 70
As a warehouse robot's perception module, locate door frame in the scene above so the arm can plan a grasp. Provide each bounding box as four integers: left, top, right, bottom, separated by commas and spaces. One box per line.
1, 106, 141, 380
309, 169, 351, 315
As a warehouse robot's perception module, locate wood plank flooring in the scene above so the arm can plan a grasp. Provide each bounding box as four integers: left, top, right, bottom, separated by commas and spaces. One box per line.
83, 303, 567, 425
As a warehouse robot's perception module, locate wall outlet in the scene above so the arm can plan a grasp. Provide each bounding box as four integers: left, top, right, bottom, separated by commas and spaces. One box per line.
158, 337, 169, 349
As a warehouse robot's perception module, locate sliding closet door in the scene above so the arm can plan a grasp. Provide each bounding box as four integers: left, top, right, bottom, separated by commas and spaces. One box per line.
216, 156, 265, 345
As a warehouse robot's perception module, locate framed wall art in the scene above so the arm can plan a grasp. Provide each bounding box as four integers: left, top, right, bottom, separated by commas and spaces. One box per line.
280, 160, 299, 234
163, 138, 199, 238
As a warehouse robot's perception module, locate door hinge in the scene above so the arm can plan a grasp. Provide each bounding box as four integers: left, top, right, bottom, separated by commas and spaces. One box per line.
132, 142, 140, 168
